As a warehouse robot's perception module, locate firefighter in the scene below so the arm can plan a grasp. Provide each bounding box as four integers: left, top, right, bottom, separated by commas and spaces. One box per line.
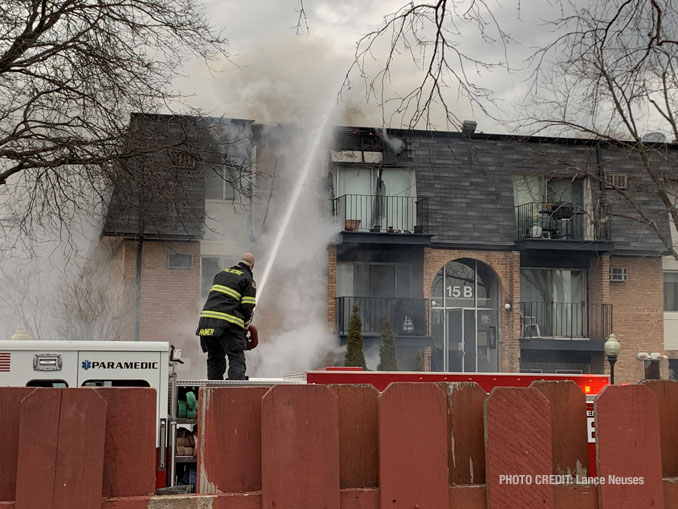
196, 252, 257, 380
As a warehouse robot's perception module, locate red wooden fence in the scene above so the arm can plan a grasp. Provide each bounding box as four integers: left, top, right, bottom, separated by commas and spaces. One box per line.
0, 381, 677, 508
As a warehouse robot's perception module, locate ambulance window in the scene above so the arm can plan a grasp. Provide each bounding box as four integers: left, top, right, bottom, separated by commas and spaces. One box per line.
81, 379, 151, 387
27, 380, 68, 388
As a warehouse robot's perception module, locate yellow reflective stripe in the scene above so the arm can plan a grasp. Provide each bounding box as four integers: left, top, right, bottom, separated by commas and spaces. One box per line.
241, 296, 257, 305
210, 284, 241, 300
200, 310, 245, 328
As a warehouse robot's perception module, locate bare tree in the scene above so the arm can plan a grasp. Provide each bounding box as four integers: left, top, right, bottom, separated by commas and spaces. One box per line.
520, 0, 678, 258
54, 255, 133, 340
341, 0, 513, 129
0, 260, 47, 339
0, 0, 229, 245
345, 0, 678, 258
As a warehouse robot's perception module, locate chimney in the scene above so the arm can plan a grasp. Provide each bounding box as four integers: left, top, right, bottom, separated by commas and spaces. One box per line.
462, 120, 477, 136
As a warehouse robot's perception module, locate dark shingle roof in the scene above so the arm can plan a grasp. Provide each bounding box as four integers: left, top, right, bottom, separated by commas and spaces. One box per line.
334, 126, 673, 254
102, 114, 253, 240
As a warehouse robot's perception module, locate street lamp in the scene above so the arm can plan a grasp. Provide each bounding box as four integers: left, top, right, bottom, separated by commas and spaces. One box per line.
604, 333, 621, 384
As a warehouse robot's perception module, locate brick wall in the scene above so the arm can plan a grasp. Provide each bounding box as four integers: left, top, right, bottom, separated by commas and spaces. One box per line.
120, 240, 202, 358
422, 248, 521, 372
588, 255, 610, 376
588, 254, 610, 306
609, 256, 665, 383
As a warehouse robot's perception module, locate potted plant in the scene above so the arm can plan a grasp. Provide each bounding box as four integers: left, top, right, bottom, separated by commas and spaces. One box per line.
345, 219, 361, 231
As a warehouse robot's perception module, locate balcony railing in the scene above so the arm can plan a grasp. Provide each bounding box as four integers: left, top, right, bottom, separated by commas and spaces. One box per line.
515, 202, 611, 241
333, 194, 429, 233
336, 296, 427, 336
520, 302, 612, 340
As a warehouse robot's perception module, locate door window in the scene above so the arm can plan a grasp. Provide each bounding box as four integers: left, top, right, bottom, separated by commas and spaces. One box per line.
431, 259, 499, 372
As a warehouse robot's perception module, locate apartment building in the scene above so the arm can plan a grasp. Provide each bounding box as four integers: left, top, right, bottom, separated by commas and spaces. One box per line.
101, 115, 676, 382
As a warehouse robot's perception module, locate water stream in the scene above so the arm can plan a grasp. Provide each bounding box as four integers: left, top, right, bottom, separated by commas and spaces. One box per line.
256, 107, 335, 299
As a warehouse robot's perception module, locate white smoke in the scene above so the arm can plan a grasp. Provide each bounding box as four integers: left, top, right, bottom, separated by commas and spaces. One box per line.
246, 103, 344, 377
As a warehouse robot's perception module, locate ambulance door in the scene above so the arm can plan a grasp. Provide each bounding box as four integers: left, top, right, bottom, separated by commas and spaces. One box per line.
76, 350, 162, 390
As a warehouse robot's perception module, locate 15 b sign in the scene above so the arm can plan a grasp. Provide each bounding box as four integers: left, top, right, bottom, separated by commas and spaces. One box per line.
446, 285, 473, 298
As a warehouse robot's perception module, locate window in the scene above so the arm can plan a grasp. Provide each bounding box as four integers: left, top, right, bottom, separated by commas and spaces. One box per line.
168, 253, 193, 269
205, 167, 236, 200
169, 150, 196, 169
336, 262, 412, 297
664, 272, 678, 311
201, 256, 239, 298
513, 175, 584, 206
334, 168, 416, 230
27, 380, 68, 387
547, 177, 583, 206
335, 167, 414, 197
520, 268, 587, 338
431, 259, 498, 309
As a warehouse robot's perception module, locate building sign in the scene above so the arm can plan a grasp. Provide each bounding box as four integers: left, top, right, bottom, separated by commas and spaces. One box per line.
446, 285, 473, 299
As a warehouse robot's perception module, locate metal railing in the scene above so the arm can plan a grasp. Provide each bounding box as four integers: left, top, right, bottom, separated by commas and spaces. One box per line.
515, 202, 611, 241
520, 302, 612, 340
336, 296, 427, 336
333, 194, 429, 233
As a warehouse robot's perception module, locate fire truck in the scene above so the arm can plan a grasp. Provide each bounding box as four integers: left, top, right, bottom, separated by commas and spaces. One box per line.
0, 339, 608, 488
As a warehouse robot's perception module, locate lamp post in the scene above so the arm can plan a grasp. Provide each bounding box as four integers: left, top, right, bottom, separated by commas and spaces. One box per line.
604, 333, 621, 385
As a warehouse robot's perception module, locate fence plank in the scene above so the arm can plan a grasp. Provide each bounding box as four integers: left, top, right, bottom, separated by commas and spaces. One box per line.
261, 385, 339, 509
379, 383, 449, 509
449, 485, 486, 509
96, 388, 157, 497
0, 388, 33, 502
531, 380, 588, 476
329, 385, 379, 489
642, 380, 678, 477
485, 387, 554, 509
198, 387, 269, 494
553, 485, 598, 509
664, 479, 678, 509
15, 389, 61, 509
339, 489, 379, 509
595, 385, 663, 509
52, 389, 107, 509
440, 382, 486, 485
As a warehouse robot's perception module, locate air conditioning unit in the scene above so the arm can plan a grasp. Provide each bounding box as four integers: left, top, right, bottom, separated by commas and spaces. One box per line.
609, 267, 628, 282
604, 172, 628, 190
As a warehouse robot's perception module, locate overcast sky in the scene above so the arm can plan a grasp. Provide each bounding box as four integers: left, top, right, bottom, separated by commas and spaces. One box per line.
172, 0, 561, 134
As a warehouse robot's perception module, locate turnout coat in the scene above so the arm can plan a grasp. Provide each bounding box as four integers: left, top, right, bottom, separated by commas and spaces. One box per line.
196, 261, 256, 337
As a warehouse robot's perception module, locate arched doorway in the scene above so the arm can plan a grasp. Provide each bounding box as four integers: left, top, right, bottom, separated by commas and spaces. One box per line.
431, 258, 500, 372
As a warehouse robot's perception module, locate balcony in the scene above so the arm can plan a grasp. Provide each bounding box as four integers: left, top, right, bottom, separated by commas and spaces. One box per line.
520, 302, 612, 341
333, 194, 429, 234
515, 202, 611, 243
336, 296, 427, 336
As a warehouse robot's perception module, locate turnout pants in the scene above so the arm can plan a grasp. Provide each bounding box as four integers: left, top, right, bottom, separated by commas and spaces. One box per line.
202, 329, 247, 380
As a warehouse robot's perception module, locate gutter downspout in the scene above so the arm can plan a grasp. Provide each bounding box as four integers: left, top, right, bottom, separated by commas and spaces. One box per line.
135, 160, 145, 341
135, 234, 143, 341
